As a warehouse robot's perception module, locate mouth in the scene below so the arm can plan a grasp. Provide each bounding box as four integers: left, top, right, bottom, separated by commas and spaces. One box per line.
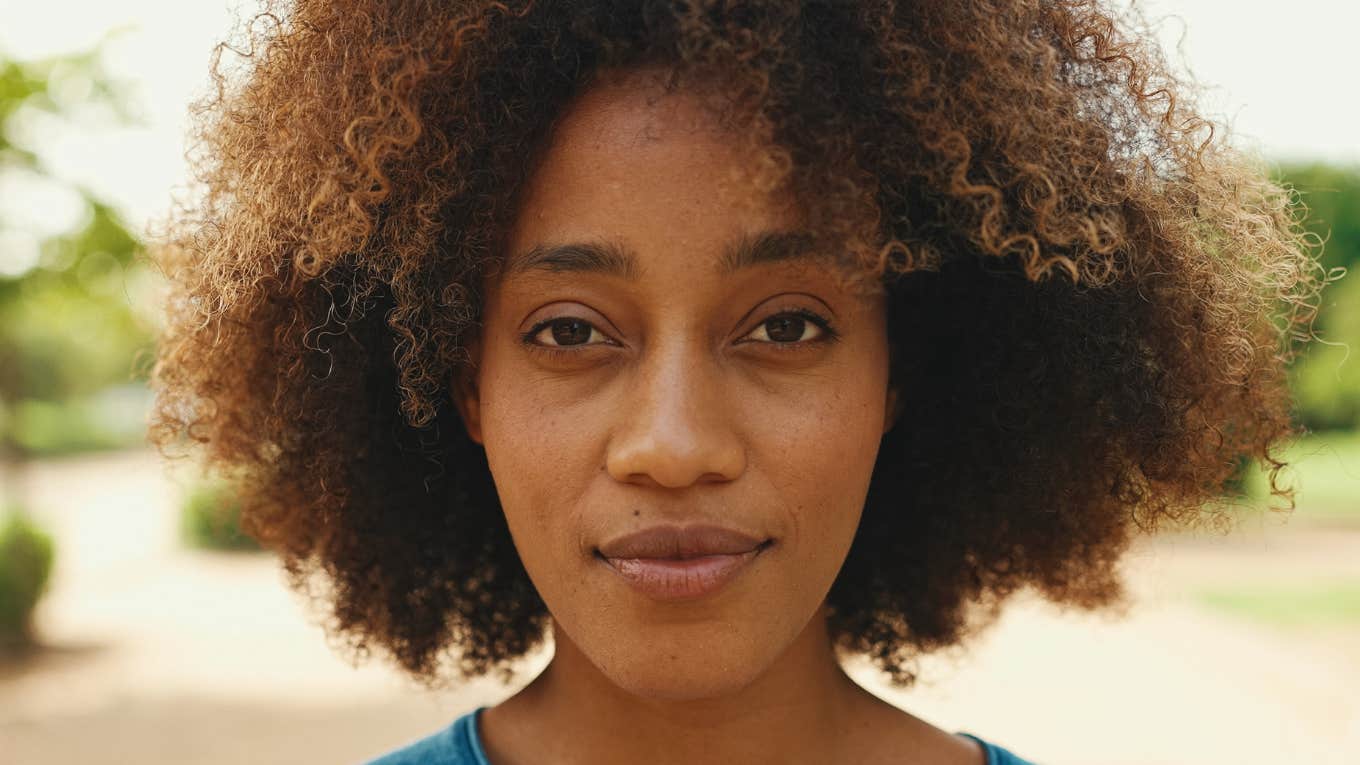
595, 539, 774, 602
595, 523, 771, 560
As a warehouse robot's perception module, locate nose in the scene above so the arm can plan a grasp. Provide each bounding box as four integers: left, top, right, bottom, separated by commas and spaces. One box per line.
604, 342, 746, 489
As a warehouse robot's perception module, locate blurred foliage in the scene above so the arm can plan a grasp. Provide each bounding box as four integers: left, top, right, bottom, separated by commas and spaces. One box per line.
0, 42, 155, 463
0, 508, 56, 651
1275, 163, 1360, 432
11, 384, 154, 456
1240, 429, 1360, 523
0, 42, 141, 176
179, 479, 261, 552
1291, 271, 1360, 430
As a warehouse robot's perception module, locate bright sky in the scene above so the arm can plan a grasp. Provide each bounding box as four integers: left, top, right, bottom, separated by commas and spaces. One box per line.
0, 0, 1356, 248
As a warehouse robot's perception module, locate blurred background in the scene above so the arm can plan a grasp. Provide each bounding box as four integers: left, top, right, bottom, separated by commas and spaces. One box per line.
0, 1, 1356, 763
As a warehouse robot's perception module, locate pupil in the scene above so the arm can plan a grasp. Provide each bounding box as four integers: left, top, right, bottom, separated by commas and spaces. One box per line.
767, 315, 805, 343
551, 319, 592, 345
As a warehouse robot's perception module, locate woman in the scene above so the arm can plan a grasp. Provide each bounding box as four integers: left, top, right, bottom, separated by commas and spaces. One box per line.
145, 1, 1324, 763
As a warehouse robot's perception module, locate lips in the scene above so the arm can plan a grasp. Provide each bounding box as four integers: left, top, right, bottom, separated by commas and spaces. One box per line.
595, 524, 773, 601
595, 524, 769, 560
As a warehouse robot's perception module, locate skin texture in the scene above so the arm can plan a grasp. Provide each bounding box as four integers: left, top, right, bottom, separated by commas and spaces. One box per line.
453, 65, 979, 765
146, 0, 1327, 707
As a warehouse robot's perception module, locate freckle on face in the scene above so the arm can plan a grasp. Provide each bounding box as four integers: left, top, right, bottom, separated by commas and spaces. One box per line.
464, 65, 892, 702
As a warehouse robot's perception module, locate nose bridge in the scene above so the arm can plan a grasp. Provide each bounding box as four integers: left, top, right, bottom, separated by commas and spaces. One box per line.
605, 336, 745, 488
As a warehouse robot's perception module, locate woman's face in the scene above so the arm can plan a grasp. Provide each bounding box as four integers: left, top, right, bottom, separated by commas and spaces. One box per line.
455, 67, 895, 701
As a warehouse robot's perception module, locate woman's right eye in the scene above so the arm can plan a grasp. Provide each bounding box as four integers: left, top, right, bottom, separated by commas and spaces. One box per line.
522, 317, 611, 348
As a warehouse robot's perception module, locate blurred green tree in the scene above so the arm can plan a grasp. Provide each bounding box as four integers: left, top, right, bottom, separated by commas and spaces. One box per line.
1275, 163, 1360, 432
0, 40, 155, 510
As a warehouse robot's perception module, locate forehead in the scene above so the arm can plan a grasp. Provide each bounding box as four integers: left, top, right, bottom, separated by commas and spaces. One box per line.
562, 66, 728, 151
499, 67, 809, 281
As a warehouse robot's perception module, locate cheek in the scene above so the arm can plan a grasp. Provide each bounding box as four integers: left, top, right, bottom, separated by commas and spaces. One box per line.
742, 329, 891, 589
475, 364, 598, 564
758, 377, 885, 555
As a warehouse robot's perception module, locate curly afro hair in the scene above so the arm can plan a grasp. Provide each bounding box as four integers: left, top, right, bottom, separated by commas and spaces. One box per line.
146, 0, 1328, 689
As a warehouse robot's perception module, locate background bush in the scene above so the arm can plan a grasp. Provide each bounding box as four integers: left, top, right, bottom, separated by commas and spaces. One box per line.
179, 479, 260, 552
0, 508, 56, 653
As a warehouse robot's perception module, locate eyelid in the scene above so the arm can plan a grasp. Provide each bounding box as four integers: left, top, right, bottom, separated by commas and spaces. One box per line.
519, 302, 619, 345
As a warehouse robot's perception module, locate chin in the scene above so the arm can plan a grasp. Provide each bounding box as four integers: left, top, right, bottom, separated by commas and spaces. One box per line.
575, 624, 782, 702
603, 659, 766, 703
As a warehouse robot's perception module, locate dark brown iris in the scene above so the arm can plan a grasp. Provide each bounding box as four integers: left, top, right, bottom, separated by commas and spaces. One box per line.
764, 315, 806, 343
550, 319, 593, 346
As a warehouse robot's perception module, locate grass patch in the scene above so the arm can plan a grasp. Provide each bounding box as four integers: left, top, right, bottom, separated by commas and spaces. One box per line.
1193, 582, 1360, 627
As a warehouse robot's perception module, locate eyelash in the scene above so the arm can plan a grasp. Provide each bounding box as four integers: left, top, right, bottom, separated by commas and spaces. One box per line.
519, 308, 840, 362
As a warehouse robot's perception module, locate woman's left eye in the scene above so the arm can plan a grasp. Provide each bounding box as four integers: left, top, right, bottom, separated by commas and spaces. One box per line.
524, 317, 611, 348
743, 310, 835, 346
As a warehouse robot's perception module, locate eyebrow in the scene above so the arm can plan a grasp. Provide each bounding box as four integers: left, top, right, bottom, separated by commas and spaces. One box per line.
502, 229, 820, 280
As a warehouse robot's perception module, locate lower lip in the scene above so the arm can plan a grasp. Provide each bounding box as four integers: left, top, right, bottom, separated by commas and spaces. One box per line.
599, 544, 769, 602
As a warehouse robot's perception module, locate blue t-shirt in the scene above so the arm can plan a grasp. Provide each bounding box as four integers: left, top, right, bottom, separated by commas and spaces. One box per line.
361, 705, 1040, 764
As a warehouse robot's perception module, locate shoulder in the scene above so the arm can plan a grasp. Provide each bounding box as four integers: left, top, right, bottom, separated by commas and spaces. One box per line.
955, 731, 1043, 765
359, 707, 490, 765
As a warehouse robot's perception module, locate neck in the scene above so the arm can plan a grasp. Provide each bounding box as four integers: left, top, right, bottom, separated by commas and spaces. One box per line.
481, 605, 885, 765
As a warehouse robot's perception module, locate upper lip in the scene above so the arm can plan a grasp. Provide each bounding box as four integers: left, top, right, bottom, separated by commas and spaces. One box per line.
596, 524, 770, 560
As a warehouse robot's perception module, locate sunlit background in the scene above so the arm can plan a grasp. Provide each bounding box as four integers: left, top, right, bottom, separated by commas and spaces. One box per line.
0, 1, 1357, 763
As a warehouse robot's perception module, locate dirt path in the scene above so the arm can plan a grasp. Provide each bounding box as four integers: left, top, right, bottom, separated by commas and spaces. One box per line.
1, 448, 1356, 764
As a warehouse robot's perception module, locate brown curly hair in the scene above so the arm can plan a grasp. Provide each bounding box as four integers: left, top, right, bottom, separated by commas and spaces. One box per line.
146, 0, 1328, 689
